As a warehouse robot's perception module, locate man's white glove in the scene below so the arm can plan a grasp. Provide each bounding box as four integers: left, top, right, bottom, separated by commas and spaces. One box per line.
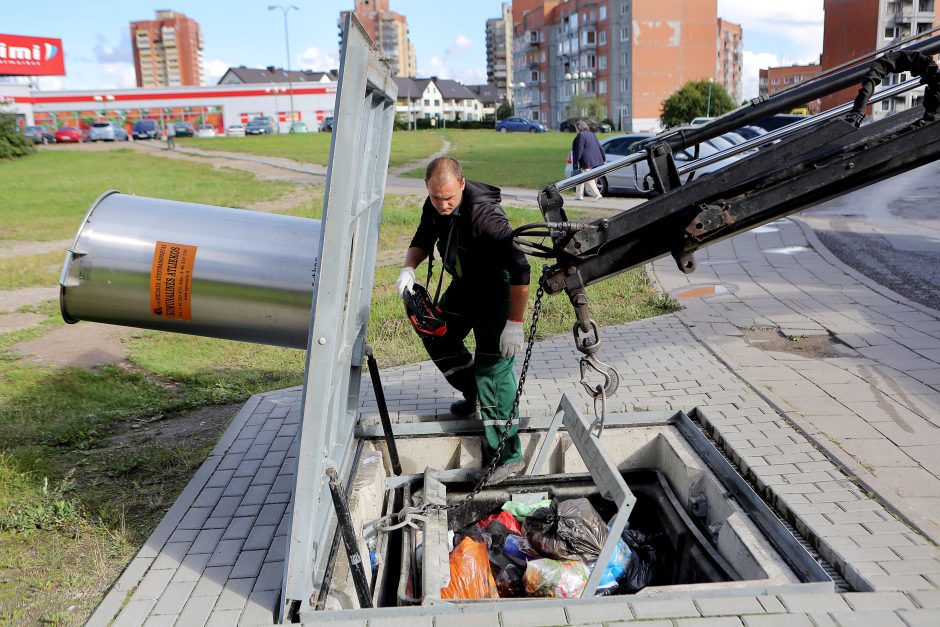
396, 267, 416, 295
499, 320, 525, 357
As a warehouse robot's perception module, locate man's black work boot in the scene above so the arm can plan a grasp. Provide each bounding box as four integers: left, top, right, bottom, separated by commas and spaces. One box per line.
450, 395, 479, 417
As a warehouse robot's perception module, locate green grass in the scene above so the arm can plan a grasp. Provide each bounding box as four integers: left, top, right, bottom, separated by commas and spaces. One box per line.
0, 149, 291, 241
0, 147, 678, 624
177, 130, 444, 168
0, 251, 63, 290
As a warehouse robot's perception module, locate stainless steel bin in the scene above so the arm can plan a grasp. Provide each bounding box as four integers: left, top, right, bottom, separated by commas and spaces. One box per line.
60, 191, 321, 348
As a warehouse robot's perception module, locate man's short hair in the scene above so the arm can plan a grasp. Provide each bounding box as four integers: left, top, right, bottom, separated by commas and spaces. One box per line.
576, 119, 590, 131
425, 156, 464, 182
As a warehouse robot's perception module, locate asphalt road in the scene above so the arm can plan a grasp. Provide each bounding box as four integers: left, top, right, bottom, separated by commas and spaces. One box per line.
801, 160, 940, 311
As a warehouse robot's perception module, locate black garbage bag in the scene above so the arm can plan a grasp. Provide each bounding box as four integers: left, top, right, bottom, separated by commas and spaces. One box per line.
481, 520, 524, 597
525, 498, 608, 562
618, 528, 659, 593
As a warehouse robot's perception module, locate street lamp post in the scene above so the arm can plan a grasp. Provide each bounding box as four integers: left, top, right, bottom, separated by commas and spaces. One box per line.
564, 71, 592, 117
706, 78, 714, 117
269, 5, 299, 126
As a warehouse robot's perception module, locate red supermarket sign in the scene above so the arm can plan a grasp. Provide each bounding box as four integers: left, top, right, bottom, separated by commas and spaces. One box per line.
0, 34, 66, 76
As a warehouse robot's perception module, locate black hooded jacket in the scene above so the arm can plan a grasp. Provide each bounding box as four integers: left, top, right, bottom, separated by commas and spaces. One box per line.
409, 180, 530, 286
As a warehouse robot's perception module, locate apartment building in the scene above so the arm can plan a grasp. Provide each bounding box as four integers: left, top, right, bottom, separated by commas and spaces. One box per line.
486, 3, 515, 103
341, 0, 416, 77
717, 18, 743, 104
512, 0, 723, 132
821, 0, 937, 118
759, 63, 822, 112
130, 10, 204, 88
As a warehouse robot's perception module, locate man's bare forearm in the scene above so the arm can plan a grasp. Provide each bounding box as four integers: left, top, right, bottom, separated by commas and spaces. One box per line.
403, 246, 428, 269
508, 284, 529, 321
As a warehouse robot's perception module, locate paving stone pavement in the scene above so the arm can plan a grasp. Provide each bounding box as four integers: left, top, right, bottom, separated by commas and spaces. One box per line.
651, 216, 940, 545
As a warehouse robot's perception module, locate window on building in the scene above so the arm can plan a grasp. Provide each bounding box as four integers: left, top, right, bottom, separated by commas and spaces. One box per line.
424, 99, 430, 105
599, 79, 607, 94
599, 55, 607, 70
885, 26, 897, 38
917, 22, 932, 34
434, 99, 440, 106
620, 77, 628, 92
531, 70, 538, 81
921, 1, 935, 12
541, 92, 547, 103
585, 30, 595, 45
541, 50, 546, 62
599, 31, 606, 46
620, 26, 630, 42
621, 1, 628, 15
771, 78, 780, 84
622, 52, 628, 66
600, 5, 607, 20
881, 99, 891, 111
531, 111, 539, 120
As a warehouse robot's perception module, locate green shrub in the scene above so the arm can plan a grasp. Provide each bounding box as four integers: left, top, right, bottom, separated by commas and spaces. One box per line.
0, 111, 34, 160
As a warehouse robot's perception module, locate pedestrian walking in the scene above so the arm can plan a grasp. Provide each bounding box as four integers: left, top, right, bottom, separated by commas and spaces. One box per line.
396, 157, 531, 484
571, 119, 605, 200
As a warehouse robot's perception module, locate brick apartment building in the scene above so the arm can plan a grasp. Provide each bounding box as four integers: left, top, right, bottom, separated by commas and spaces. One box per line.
130, 10, 204, 88
822, 0, 937, 119
717, 18, 743, 104
340, 0, 416, 78
759, 63, 823, 113
511, 0, 735, 132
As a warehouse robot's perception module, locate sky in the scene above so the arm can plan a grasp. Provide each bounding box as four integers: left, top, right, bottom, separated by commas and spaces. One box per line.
3, 1, 825, 99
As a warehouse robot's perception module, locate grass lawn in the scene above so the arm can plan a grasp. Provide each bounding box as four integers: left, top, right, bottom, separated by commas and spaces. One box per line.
177, 130, 444, 168
0, 147, 677, 624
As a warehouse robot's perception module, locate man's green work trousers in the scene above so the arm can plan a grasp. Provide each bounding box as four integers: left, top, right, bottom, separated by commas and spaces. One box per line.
421, 275, 523, 467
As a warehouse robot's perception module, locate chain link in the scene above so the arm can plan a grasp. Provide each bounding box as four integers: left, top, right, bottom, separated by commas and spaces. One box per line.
380, 284, 545, 529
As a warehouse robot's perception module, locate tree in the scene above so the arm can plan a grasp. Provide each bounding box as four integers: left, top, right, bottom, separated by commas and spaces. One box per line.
0, 111, 34, 160
496, 101, 513, 120
566, 94, 608, 120
660, 80, 735, 128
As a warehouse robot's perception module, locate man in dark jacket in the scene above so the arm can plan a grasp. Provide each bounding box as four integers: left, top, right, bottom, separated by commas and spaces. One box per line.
396, 157, 530, 484
571, 119, 605, 200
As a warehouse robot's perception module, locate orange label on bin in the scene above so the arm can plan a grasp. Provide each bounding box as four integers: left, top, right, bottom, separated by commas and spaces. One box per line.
150, 241, 197, 321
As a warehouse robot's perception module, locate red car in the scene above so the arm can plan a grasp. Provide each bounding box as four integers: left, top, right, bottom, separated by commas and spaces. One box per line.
54, 127, 86, 143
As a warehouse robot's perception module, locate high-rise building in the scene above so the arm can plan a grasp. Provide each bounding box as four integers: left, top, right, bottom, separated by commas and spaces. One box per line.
131, 10, 204, 88
513, 0, 721, 132
759, 63, 822, 112
821, 0, 937, 119
486, 3, 515, 104
341, 0, 416, 78
717, 18, 743, 104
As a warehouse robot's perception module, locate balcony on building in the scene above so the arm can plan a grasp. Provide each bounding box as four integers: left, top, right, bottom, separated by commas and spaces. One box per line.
528, 30, 540, 46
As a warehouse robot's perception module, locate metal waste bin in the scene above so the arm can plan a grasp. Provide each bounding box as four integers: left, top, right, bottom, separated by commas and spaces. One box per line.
60, 191, 320, 349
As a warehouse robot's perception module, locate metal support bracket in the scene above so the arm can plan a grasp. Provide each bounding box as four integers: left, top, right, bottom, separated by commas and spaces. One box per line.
529, 394, 636, 597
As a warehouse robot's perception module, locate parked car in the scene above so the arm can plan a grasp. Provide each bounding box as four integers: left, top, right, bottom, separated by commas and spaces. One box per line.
23, 125, 55, 144
690, 116, 716, 126
564, 131, 745, 197
196, 123, 217, 138
172, 121, 196, 137
54, 126, 86, 143
289, 121, 309, 134
733, 125, 769, 141
226, 124, 246, 137
559, 118, 612, 133
246, 116, 276, 135
495, 116, 547, 133
89, 121, 129, 142
132, 119, 161, 140
752, 113, 808, 132
321, 116, 334, 132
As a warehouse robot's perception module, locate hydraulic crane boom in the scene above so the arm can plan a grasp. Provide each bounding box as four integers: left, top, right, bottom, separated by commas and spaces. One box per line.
514, 37, 940, 397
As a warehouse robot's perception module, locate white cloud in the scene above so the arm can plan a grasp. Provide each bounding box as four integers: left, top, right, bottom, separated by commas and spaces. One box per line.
203, 59, 230, 85
100, 63, 136, 89
742, 51, 780, 100
298, 46, 339, 71
417, 34, 484, 83
36, 76, 64, 91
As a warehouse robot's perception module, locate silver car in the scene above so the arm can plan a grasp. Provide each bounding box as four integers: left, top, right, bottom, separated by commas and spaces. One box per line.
88, 121, 129, 142
565, 132, 744, 197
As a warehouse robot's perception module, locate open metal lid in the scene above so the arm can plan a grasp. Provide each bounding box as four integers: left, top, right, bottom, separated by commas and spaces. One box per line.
281, 12, 398, 618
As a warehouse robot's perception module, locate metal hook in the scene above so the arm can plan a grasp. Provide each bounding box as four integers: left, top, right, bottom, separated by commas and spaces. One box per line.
572, 319, 602, 355
579, 353, 620, 399
590, 384, 607, 439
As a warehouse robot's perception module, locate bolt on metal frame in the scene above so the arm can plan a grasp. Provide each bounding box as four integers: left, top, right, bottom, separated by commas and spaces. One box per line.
281, 13, 397, 620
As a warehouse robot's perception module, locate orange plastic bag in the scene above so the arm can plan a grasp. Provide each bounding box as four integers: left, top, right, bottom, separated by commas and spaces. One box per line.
440, 537, 500, 600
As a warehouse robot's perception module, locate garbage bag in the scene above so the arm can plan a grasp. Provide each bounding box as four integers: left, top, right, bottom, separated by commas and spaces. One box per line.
503, 534, 540, 567
523, 558, 590, 598
591, 536, 631, 592
502, 498, 553, 522
525, 498, 608, 561
618, 528, 659, 593
440, 537, 499, 600
476, 510, 523, 535
479, 520, 524, 597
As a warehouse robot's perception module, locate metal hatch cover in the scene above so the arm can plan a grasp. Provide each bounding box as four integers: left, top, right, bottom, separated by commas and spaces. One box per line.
281, 12, 397, 619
